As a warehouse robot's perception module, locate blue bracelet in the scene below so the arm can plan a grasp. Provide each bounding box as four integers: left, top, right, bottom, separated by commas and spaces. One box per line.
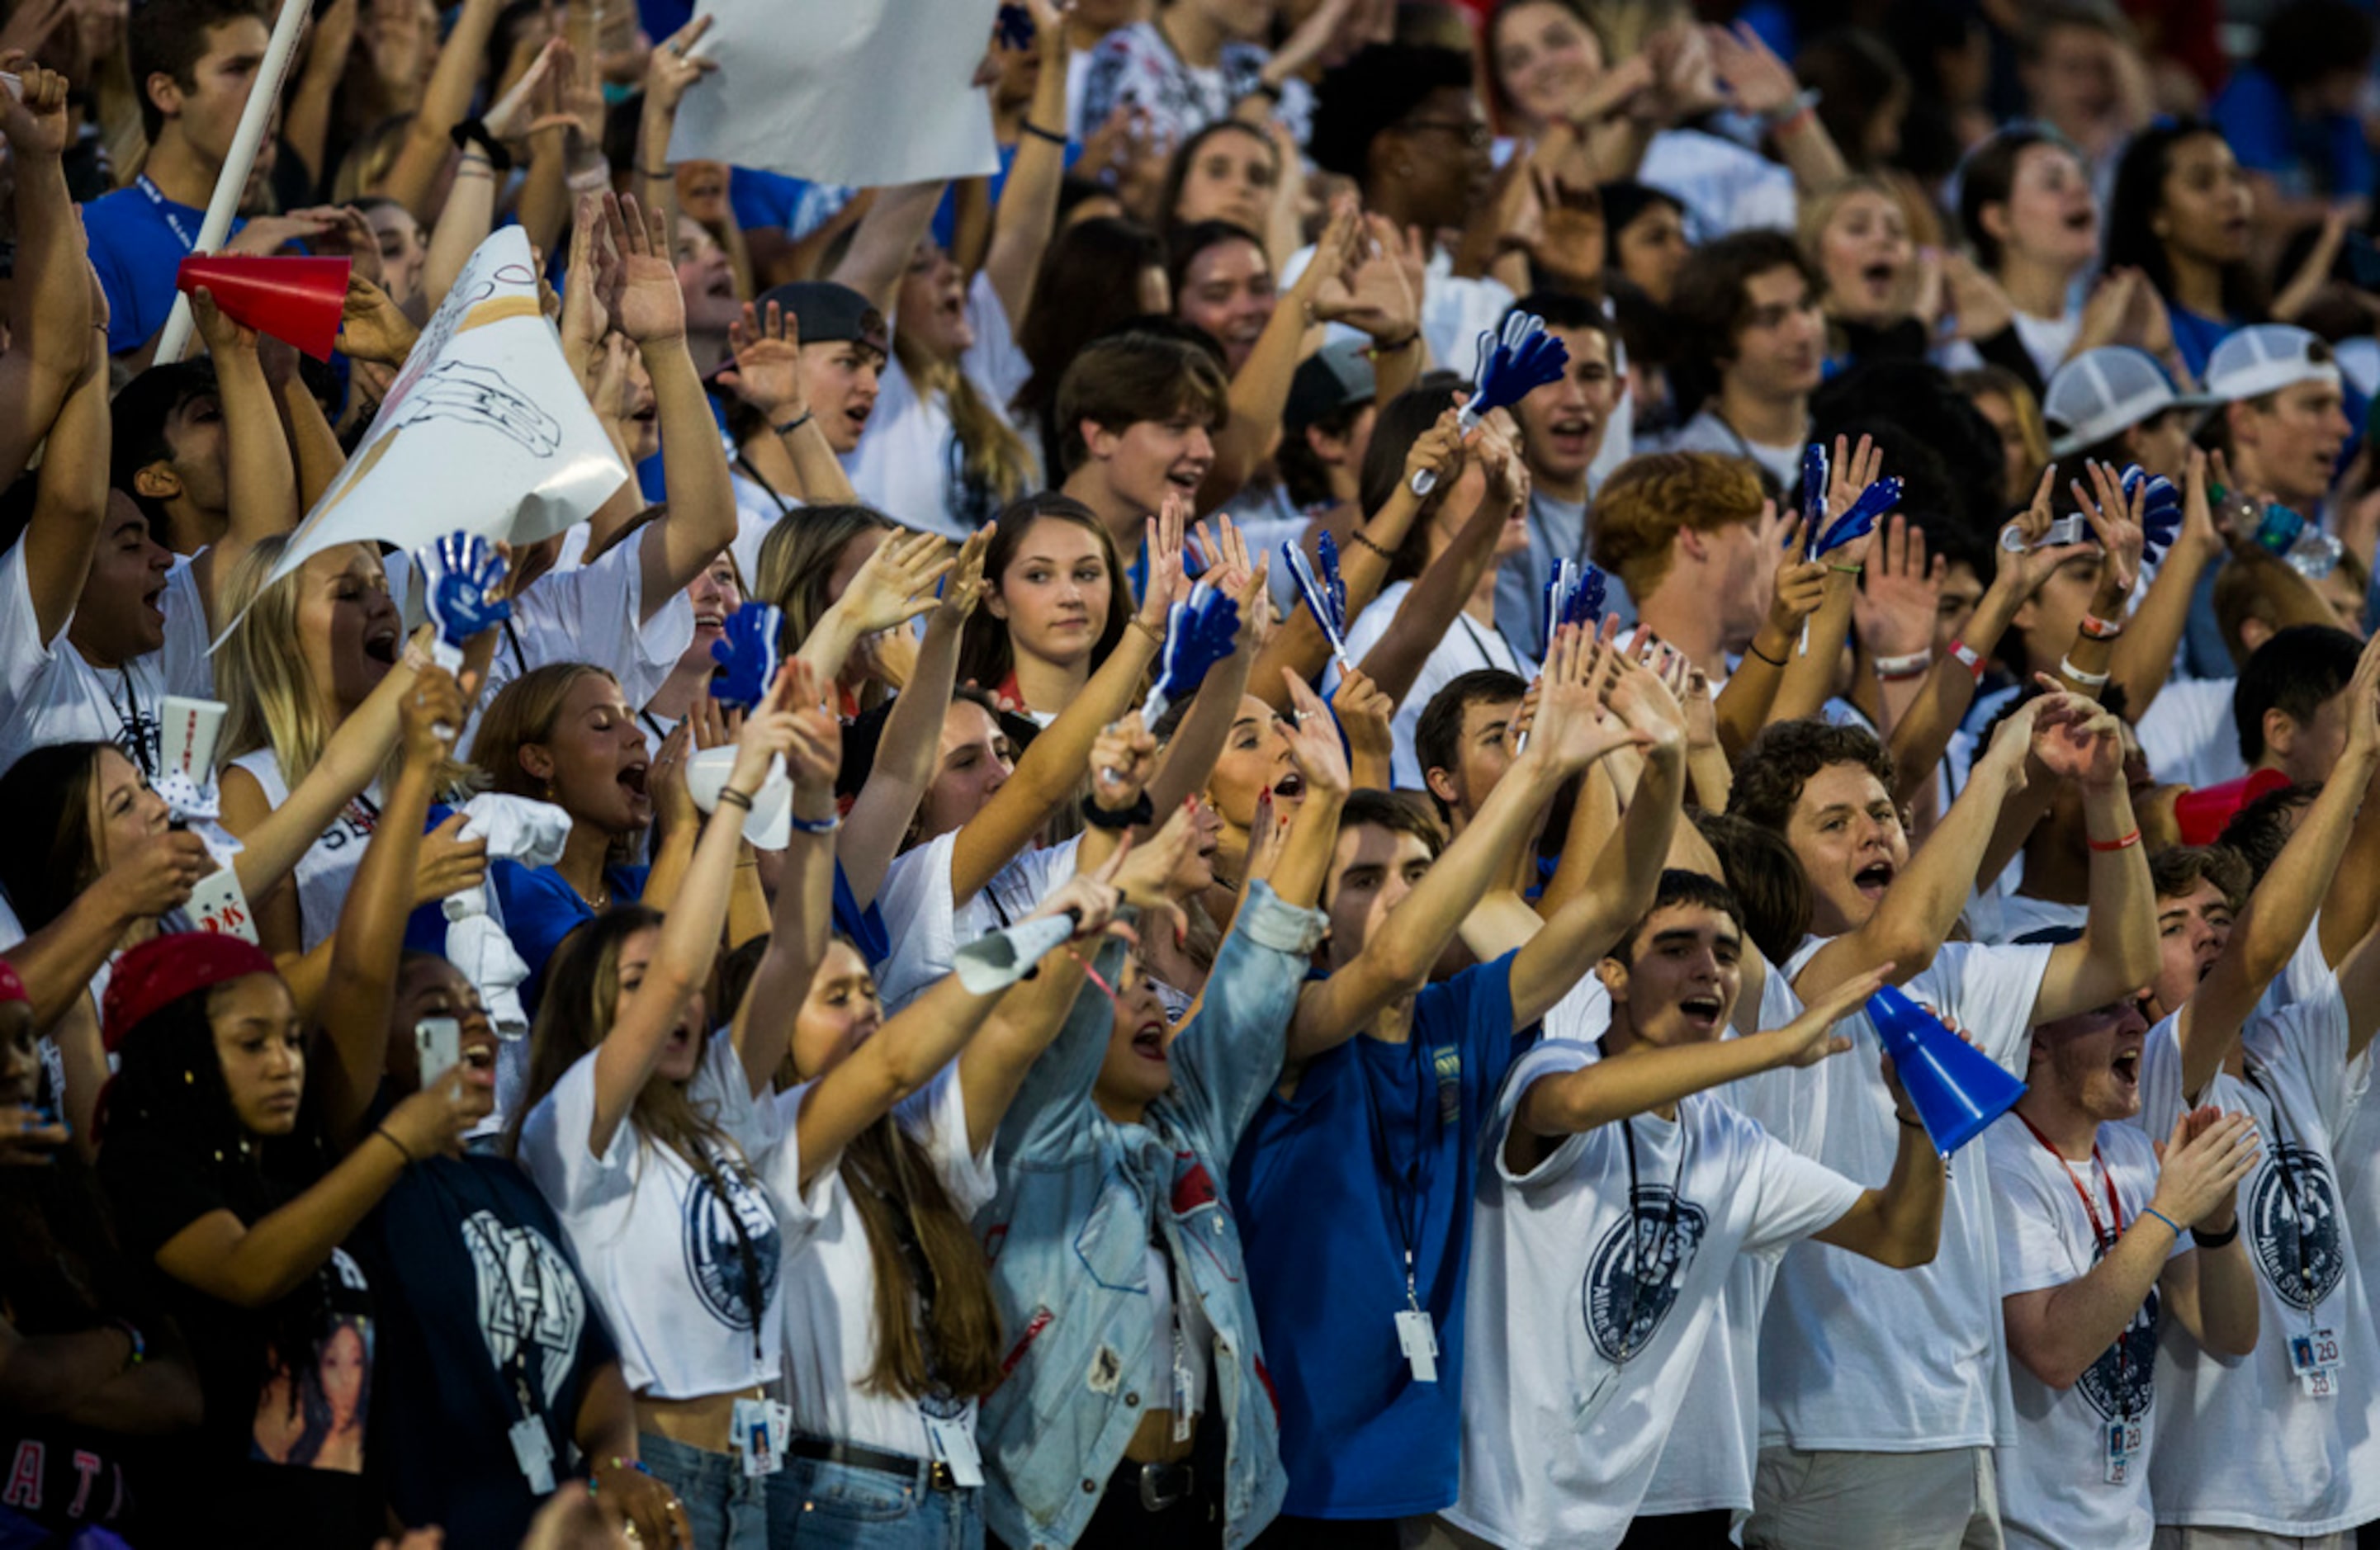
786, 810, 840, 835
2142, 1207, 2184, 1238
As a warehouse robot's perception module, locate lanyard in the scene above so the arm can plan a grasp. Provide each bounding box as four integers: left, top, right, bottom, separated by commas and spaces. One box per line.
736, 456, 793, 517
135, 176, 200, 253
2015, 1113, 2146, 1420
1453, 614, 1513, 677
1359, 1038, 1435, 1313
1615, 1116, 1689, 1364
2241, 1062, 2321, 1316
447, 1159, 559, 1430
113, 668, 154, 776
2015, 1113, 2125, 1254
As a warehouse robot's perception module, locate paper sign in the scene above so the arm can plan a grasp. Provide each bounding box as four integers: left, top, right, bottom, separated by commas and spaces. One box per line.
670, 0, 1003, 187
159, 697, 227, 782
212, 227, 629, 647
189, 867, 259, 943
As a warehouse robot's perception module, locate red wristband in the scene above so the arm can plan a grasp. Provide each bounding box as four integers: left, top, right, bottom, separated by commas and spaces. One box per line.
1948, 640, 1983, 683
2088, 828, 2142, 853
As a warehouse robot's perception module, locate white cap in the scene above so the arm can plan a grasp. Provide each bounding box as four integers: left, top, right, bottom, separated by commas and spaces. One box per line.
2203, 324, 2341, 404
2043, 347, 2214, 458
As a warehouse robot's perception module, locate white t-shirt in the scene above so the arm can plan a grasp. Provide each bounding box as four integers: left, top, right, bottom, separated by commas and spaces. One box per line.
2133, 677, 2244, 793
1759, 938, 2054, 1453
845, 272, 1034, 541
474, 538, 695, 742
1986, 1115, 2181, 1550
1449, 1042, 1862, 1549
1992, 893, 2088, 947
873, 828, 1086, 1013
0, 545, 211, 777
1663, 409, 1803, 495
518, 1032, 824, 1398
1337, 580, 1526, 791
727, 461, 797, 587
226, 749, 381, 954
1638, 128, 1798, 243
2132, 996, 2380, 1535
773, 1065, 997, 1458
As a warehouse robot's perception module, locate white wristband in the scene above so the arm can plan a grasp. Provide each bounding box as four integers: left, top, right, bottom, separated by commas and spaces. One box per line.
1873, 650, 1933, 681
2059, 654, 2112, 688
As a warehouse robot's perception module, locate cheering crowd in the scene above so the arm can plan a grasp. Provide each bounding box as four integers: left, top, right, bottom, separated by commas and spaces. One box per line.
3, 0, 2380, 1546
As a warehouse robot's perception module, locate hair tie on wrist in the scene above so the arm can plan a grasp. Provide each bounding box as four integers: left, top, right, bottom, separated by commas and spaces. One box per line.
716, 787, 755, 813
774, 410, 814, 437
1021, 121, 1067, 145
786, 810, 840, 835
1347, 529, 1393, 560
1745, 641, 1786, 668
2142, 1206, 2184, 1238
375, 1126, 419, 1166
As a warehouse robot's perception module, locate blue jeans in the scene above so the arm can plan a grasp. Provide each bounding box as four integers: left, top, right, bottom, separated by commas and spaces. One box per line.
641, 1432, 769, 1550
767, 1447, 983, 1549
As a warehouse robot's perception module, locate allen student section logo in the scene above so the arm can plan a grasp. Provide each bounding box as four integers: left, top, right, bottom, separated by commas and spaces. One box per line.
2249, 1143, 2346, 1313
2077, 1270, 2158, 1424
1584, 1189, 1709, 1363
683, 1162, 783, 1332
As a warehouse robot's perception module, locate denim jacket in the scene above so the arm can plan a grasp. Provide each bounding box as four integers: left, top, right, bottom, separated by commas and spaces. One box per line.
974, 881, 1327, 1550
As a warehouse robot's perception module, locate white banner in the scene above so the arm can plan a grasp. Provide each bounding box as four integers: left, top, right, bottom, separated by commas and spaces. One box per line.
215, 226, 628, 645
670, 0, 1002, 187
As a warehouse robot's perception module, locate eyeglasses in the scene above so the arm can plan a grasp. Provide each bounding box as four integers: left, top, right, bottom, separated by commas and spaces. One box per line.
1400, 118, 1493, 153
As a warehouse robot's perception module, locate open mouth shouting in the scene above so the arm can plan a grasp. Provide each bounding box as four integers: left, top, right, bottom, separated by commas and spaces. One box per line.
617, 756, 651, 813
1272, 768, 1307, 804
362, 622, 402, 666
1677, 993, 1725, 1033
1166, 458, 1211, 495
1545, 412, 1597, 461
1853, 858, 1896, 903
1130, 1017, 1168, 1064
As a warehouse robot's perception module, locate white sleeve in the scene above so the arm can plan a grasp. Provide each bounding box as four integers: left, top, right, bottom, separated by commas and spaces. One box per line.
2247, 988, 2361, 1144
2132, 1014, 2188, 1137
517, 1051, 637, 1212
0, 539, 56, 718
1492, 1040, 1607, 1190
1735, 1118, 1864, 1261
1989, 1136, 2089, 1297
160, 558, 215, 698
875, 833, 963, 1013
1935, 941, 2056, 1071
962, 270, 1034, 410
897, 1062, 998, 1217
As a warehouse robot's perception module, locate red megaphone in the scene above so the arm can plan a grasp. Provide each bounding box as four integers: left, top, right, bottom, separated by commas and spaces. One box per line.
176, 254, 353, 362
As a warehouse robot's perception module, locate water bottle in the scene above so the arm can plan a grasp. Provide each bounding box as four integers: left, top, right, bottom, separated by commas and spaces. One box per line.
2250, 503, 2343, 579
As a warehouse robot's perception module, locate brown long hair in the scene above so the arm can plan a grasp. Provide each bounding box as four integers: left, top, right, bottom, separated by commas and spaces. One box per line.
504, 907, 752, 1203
779, 937, 1004, 1400
955, 494, 1132, 695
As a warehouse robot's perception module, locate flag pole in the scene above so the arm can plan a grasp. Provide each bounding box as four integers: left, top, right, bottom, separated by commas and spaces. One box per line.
151, 0, 312, 365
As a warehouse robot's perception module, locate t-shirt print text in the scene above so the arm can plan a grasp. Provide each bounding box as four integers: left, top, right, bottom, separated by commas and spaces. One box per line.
682, 1159, 781, 1332
1585, 1189, 1708, 1363
2250, 1142, 2346, 1312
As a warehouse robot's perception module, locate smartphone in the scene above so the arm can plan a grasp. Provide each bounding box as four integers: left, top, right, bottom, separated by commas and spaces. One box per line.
414, 1018, 462, 1089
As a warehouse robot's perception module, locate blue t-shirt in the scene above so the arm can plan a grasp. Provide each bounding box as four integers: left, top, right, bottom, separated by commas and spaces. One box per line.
1229, 953, 1527, 1519
85, 181, 227, 355
2212, 65, 2376, 204
491, 860, 651, 1016
2169, 303, 2238, 384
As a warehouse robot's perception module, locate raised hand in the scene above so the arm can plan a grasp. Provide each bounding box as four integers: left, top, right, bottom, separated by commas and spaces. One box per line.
648, 720, 698, 834
782, 664, 844, 792
1335, 666, 1396, 776
1702, 21, 1798, 116
2343, 626, 2380, 763
1770, 962, 1896, 1067
2150, 1107, 2262, 1231
101, 830, 211, 920
644, 13, 718, 116
2073, 458, 2146, 598
1855, 515, 1944, 661
715, 300, 806, 419
0, 52, 71, 158
2027, 683, 2125, 786
1403, 406, 1468, 492
603, 191, 685, 346
338, 273, 419, 366
840, 530, 956, 634
932, 523, 995, 631
188, 286, 257, 356
1138, 489, 1191, 630
1280, 670, 1354, 799
1531, 626, 1657, 774
1091, 713, 1159, 811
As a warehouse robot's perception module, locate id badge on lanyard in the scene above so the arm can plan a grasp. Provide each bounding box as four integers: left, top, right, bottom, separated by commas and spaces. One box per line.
2292, 1326, 2344, 1398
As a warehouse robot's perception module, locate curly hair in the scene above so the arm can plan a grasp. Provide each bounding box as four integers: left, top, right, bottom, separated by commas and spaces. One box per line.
2150, 844, 2252, 912
1727, 719, 1898, 834
1587, 451, 1766, 602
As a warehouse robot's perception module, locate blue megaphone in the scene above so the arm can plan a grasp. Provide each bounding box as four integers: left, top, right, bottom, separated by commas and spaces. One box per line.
1866, 984, 2026, 1155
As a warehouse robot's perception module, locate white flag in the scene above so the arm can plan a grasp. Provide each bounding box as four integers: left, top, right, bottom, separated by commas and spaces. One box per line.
215, 226, 627, 645
670, 0, 1002, 187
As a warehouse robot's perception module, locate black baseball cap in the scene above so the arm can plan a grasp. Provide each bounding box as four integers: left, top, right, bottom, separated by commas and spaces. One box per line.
755, 281, 888, 357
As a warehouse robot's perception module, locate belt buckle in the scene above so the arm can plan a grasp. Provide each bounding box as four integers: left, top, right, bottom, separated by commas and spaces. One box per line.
1138, 1461, 1190, 1512
926, 1458, 957, 1492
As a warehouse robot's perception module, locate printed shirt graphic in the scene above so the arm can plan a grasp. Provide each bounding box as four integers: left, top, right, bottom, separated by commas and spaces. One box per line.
462, 1210, 588, 1407
2134, 996, 2380, 1534
1449, 1045, 1860, 1550
1986, 1117, 2178, 1550
519, 1033, 824, 1398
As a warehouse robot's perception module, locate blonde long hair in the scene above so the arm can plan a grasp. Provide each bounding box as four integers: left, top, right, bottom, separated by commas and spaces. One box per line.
217, 536, 471, 793
893, 328, 1033, 523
